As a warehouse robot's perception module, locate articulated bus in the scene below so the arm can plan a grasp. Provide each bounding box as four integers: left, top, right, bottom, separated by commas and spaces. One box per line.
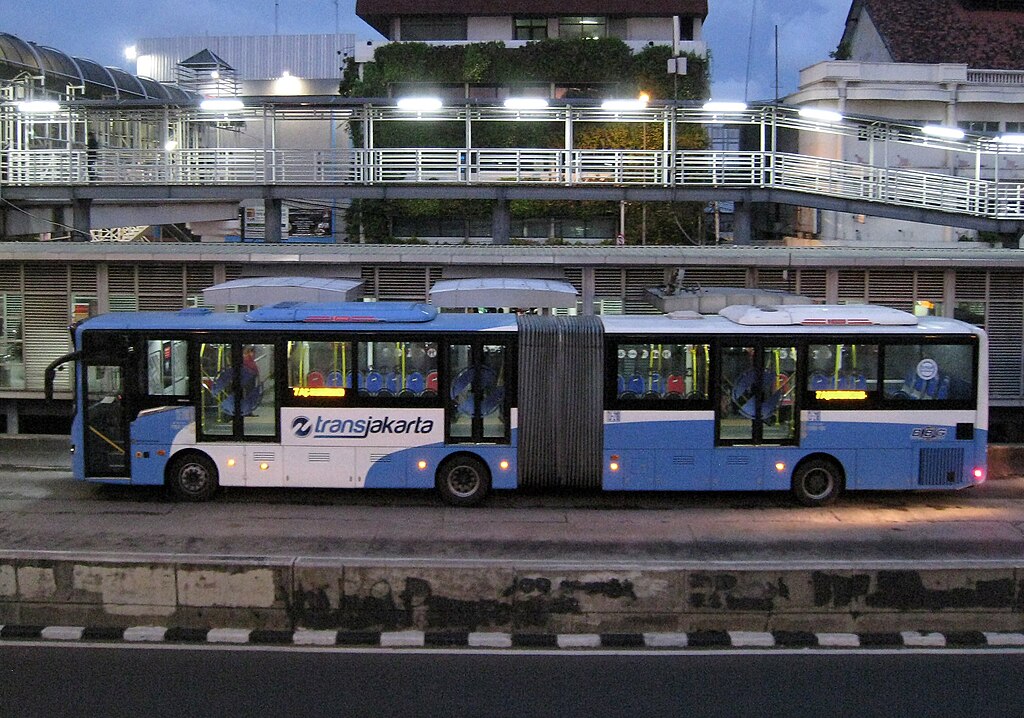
45, 301, 987, 507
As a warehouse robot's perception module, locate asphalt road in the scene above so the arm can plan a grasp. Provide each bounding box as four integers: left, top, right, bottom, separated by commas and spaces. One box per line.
2, 643, 1023, 718
2, 462, 1024, 563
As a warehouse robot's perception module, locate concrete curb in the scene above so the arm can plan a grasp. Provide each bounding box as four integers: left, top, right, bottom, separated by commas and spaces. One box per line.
3, 554, 1024, 634
2, 624, 1023, 650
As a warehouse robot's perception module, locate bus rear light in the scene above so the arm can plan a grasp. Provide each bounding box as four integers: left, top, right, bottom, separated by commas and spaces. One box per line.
610, 455, 620, 472
499, 460, 510, 470
973, 467, 985, 482
417, 460, 428, 470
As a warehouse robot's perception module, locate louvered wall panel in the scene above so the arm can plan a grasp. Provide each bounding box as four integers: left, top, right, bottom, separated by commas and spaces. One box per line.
989, 272, 1024, 301
0, 264, 21, 292
563, 267, 583, 294
185, 265, 216, 295
108, 265, 136, 294
360, 266, 376, 297
681, 266, 748, 287
140, 264, 185, 309
625, 268, 665, 314
23, 293, 70, 391
69, 264, 97, 295
224, 265, 243, 281
837, 270, 865, 300
754, 269, 789, 292
867, 269, 912, 310
988, 302, 1024, 398
955, 271, 987, 300
376, 267, 429, 300
797, 270, 826, 299
594, 268, 624, 297
915, 270, 944, 299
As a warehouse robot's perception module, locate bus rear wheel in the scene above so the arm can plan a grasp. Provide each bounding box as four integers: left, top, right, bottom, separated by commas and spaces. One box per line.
168, 452, 219, 502
791, 458, 843, 507
436, 455, 491, 507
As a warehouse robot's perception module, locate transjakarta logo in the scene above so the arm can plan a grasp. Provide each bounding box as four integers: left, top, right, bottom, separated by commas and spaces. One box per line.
291, 415, 434, 439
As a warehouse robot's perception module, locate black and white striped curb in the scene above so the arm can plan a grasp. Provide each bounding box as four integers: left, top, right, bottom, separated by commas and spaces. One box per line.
3, 625, 1024, 649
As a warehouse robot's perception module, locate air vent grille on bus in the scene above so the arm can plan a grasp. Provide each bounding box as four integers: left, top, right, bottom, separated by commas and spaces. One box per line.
918, 448, 964, 486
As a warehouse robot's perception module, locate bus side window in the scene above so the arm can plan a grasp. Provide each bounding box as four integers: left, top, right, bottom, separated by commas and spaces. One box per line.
614, 341, 710, 403
807, 343, 878, 400
358, 340, 438, 398
146, 339, 189, 397
883, 343, 973, 402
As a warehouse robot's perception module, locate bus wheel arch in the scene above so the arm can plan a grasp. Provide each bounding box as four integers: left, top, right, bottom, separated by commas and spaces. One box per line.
436, 453, 491, 507
166, 450, 220, 502
790, 454, 845, 507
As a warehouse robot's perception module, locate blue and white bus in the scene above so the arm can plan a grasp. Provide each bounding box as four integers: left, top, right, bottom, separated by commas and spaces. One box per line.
45, 301, 987, 506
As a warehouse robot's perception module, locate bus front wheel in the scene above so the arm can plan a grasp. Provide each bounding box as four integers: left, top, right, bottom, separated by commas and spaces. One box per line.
791, 458, 843, 507
436, 455, 491, 507
168, 452, 219, 502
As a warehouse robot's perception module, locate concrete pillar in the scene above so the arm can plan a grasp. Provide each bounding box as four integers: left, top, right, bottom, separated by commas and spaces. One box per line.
491, 196, 510, 245
71, 198, 92, 242
732, 201, 752, 245
263, 198, 282, 243
581, 267, 596, 315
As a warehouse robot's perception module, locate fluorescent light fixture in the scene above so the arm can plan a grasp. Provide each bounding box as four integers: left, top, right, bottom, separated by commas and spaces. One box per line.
124, 45, 137, 61
199, 98, 245, 112
922, 124, 965, 141
702, 101, 748, 112
396, 97, 443, 112
274, 71, 302, 95
798, 107, 843, 123
164, 140, 178, 151
601, 99, 647, 111
503, 97, 549, 110
17, 100, 61, 113
996, 133, 1024, 145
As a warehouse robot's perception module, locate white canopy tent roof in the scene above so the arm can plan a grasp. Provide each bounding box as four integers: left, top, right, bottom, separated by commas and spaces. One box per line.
202, 276, 363, 305
428, 277, 578, 309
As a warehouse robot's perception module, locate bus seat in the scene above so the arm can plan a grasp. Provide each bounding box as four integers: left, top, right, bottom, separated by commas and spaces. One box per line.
325, 370, 347, 387
810, 372, 832, 390
617, 375, 626, 396
384, 373, 401, 394
306, 371, 325, 387
426, 371, 438, 393
627, 375, 645, 395
936, 375, 950, 400
406, 371, 426, 393
666, 374, 684, 395
649, 372, 665, 394
363, 371, 384, 394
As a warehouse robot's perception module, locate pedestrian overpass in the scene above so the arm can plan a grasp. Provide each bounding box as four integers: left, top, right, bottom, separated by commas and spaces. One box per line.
4, 100, 1024, 240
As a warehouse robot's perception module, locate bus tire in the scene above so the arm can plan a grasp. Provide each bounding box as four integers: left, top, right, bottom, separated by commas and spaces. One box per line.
167, 452, 219, 502
436, 455, 491, 507
791, 457, 843, 507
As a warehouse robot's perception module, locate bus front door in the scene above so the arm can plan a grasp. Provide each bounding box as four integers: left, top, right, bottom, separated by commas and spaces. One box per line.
82, 363, 129, 478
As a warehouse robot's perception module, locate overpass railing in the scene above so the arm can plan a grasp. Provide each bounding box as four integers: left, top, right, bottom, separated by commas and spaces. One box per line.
3, 147, 1021, 220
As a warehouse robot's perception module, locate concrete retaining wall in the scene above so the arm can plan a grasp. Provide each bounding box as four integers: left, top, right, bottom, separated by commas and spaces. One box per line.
2, 555, 1022, 633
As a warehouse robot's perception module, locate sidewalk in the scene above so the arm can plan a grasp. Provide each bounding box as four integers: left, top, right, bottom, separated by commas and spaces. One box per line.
0, 435, 71, 470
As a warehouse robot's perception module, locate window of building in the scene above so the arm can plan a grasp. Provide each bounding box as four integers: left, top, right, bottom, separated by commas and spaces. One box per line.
954, 301, 985, 328
556, 217, 616, 240
401, 16, 467, 41
558, 16, 607, 39
515, 18, 548, 41
958, 121, 999, 134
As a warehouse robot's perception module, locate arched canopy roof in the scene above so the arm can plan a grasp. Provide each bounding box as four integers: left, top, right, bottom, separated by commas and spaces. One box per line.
0, 32, 194, 102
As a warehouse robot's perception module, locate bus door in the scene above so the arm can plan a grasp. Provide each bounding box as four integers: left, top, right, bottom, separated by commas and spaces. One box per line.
82, 362, 129, 478
446, 341, 510, 444
717, 343, 798, 446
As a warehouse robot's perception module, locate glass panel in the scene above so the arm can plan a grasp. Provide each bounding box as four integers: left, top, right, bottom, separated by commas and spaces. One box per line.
448, 344, 473, 439
243, 344, 275, 437
146, 339, 189, 396
559, 16, 607, 39
954, 302, 985, 328
807, 343, 879, 394
616, 342, 710, 401
85, 365, 126, 475
884, 344, 974, 402
481, 344, 507, 440
359, 340, 439, 397
719, 346, 755, 441
200, 342, 234, 436
288, 340, 353, 394
761, 346, 797, 442
0, 294, 24, 389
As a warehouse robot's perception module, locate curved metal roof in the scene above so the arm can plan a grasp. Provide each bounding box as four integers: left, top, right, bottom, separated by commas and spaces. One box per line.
0, 32, 193, 102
